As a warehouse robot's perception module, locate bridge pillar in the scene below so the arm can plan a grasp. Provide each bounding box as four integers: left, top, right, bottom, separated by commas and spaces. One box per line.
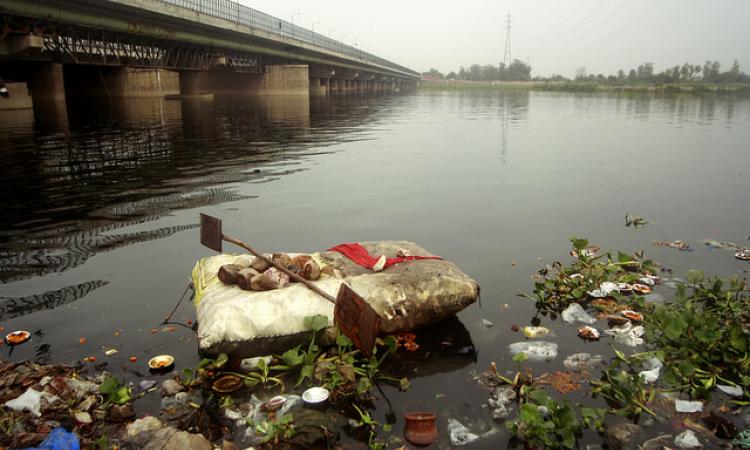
29, 63, 66, 103
262, 65, 309, 95
309, 77, 328, 95
179, 71, 200, 95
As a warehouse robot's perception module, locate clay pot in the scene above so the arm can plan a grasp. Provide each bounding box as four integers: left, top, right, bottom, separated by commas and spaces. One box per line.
403, 412, 437, 446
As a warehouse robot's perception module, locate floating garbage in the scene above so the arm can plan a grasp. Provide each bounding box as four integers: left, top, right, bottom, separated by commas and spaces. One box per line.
605, 314, 630, 326
240, 356, 273, 372
74, 411, 93, 424
638, 357, 663, 384
28, 427, 80, 450
148, 354, 175, 372
212, 374, 244, 394
563, 353, 604, 371
522, 326, 550, 339
674, 429, 702, 448
587, 281, 619, 298
301, 387, 329, 407
675, 399, 703, 413
508, 341, 558, 362
260, 395, 287, 411
632, 283, 652, 295
718, 384, 744, 397
604, 322, 644, 347
625, 213, 651, 227
488, 386, 516, 420
736, 250, 750, 262
621, 310, 643, 322
653, 240, 690, 251
4, 388, 59, 418
5, 330, 30, 345
403, 412, 438, 446
702, 239, 742, 251
482, 319, 494, 328
561, 303, 597, 324
139, 380, 158, 390
617, 283, 633, 294
577, 326, 600, 341
448, 418, 480, 446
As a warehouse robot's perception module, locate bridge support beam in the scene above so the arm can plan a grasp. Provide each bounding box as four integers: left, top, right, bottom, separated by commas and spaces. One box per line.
64, 67, 179, 98
197, 65, 309, 96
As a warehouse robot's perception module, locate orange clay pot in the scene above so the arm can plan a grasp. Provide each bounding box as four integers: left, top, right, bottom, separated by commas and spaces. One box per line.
404, 412, 437, 446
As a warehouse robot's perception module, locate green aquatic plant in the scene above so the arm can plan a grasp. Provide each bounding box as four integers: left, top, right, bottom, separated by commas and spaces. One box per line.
644, 272, 750, 400
248, 412, 296, 445
591, 350, 657, 418
507, 387, 590, 449
519, 237, 659, 312
99, 376, 132, 405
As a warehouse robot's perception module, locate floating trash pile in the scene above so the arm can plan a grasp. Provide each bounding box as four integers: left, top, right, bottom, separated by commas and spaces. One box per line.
480, 237, 750, 450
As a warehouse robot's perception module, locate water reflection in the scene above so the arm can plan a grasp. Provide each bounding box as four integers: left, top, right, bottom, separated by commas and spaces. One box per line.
0, 94, 400, 284
388, 316, 476, 379
0, 280, 108, 320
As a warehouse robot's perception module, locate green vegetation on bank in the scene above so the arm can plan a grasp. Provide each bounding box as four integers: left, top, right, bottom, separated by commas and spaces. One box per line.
421, 59, 750, 95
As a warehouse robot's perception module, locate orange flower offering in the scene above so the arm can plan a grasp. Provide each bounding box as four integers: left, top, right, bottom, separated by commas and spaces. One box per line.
621, 310, 644, 322
5, 331, 30, 345
395, 333, 420, 352
577, 326, 600, 341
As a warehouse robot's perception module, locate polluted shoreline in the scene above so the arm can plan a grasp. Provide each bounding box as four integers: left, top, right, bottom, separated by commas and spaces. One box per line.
2, 229, 750, 449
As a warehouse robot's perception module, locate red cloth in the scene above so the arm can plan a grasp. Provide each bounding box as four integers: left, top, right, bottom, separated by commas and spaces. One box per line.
328, 243, 442, 270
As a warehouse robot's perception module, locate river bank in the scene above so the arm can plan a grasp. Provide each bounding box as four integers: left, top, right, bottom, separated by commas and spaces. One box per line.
418, 79, 750, 95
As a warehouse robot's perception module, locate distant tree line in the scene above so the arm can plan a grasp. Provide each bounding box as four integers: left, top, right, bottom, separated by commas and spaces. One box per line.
535, 60, 749, 84
422, 60, 533, 82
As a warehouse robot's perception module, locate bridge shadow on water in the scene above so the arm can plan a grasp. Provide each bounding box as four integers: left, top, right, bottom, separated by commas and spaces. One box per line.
0, 93, 401, 318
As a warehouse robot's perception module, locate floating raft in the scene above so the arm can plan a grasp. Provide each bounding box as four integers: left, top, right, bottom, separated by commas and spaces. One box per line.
192, 241, 479, 358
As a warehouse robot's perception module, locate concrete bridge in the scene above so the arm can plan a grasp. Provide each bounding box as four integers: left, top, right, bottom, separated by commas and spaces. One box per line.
0, 0, 419, 111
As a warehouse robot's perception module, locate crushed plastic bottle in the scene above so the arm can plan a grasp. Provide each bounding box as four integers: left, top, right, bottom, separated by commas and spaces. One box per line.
561, 303, 596, 324
508, 341, 558, 362
448, 418, 480, 446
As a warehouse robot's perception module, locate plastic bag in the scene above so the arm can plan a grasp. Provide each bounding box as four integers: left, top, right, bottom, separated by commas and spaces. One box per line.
24, 427, 80, 450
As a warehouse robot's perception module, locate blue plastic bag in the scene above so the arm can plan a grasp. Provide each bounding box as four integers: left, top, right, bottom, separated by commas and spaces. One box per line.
22, 427, 80, 450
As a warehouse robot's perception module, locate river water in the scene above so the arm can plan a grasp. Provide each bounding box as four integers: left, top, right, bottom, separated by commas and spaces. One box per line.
1, 90, 749, 447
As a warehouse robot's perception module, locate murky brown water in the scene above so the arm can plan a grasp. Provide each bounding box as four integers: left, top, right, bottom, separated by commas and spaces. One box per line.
1, 91, 749, 447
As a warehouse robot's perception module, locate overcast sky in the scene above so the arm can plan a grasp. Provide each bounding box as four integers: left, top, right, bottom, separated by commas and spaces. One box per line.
239, 0, 750, 78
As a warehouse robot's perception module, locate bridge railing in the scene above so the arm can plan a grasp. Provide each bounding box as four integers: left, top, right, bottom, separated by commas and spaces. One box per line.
153, 0, 417, 77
